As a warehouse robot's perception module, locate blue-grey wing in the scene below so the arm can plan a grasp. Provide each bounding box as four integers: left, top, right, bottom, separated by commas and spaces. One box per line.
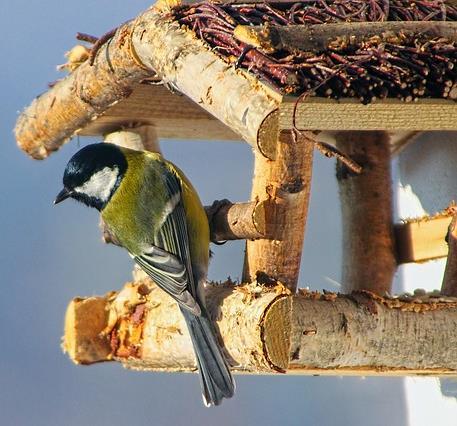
134, 246, 200, 315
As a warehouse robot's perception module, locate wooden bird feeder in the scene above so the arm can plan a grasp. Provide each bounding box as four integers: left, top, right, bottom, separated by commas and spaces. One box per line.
14, 0, 457, 377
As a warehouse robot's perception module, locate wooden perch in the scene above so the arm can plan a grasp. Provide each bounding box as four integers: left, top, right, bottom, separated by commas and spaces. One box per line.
64, 280, 292, 371
336, 131, 395, 295
15, 7, 279, 159
205, 199, 282, 242
64, 279, 457, 375
442, 214, 457, 296
234, 22, 457, 54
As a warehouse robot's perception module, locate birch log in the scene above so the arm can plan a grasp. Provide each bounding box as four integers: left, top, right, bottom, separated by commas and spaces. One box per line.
243, 130, 314, 291
205, 200, 283, 242
15, 7, 280, 159
336, 131, 396, 295
63, 280, 457, 375
64, 280, 292, 372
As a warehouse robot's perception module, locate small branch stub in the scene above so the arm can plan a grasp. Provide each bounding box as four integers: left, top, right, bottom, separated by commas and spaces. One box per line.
205, 199, 282, 242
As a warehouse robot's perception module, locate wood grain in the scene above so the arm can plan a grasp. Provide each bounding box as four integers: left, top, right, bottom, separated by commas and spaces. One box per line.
80, 84, 240, 141
280, 98, 457, 131
395, 215, 453, 264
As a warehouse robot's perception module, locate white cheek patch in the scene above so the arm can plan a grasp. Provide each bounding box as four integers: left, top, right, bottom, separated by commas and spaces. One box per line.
75, 166, 119, 201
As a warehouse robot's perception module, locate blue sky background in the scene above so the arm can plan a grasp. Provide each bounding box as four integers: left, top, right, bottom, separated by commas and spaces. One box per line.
0, 1, 411, 425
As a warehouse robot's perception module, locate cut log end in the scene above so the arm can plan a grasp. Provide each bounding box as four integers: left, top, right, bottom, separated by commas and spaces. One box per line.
260, 294, 291, 371
63, 297, 112, 364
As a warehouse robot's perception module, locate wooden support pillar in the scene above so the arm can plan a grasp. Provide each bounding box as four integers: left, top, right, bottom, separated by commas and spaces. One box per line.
243, 130, 314, 292
442, 214, 457, 296
336, 131, 396, 295
104, 125, 160, 153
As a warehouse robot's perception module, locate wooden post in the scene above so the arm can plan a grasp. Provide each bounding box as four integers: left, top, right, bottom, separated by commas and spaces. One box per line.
243, 130, 314, 292
442, 215, 457, 296
336, 131, 396, 295
104, 125, 160, 153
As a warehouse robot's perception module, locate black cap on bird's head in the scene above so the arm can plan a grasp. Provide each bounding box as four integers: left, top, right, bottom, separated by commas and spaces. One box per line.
54, 143, 128, 211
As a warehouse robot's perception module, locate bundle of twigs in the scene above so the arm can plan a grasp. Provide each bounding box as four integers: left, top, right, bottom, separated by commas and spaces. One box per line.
172, 1, 457, 102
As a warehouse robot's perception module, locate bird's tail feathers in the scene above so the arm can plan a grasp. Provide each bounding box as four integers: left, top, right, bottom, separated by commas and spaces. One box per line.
182, 309, 235, 406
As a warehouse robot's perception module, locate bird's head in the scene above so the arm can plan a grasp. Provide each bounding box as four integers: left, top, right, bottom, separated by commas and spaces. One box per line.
54, 143, 128, 211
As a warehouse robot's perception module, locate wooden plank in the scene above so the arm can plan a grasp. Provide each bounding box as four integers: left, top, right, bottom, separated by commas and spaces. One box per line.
280, 98, 457, 131
79, 84, 241, 141
395, 215, 452, 264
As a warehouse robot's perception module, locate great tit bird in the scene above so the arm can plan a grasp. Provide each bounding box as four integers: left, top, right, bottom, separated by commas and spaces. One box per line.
55, 143, 234, 406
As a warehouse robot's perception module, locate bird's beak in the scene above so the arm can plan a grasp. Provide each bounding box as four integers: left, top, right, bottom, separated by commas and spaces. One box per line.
54, 188, 72, 205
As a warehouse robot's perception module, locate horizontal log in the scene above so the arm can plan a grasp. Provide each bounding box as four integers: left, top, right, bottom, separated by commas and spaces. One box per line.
205, 199, 282, 242
63, 280, 457, 375
15, 7, 280, 159
208, 202, 452, 265
234, 22, 457, 54
64, 279, 291, 371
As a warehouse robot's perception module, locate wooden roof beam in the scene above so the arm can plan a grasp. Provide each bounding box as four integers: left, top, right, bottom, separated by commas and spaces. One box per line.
14, 7, 280, 160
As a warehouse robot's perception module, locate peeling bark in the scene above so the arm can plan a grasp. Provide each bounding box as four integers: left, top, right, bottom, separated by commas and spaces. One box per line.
15, 20, 151, 159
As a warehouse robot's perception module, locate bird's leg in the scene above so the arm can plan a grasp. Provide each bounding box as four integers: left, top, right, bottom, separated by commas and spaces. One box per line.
99, 217, 122, 247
